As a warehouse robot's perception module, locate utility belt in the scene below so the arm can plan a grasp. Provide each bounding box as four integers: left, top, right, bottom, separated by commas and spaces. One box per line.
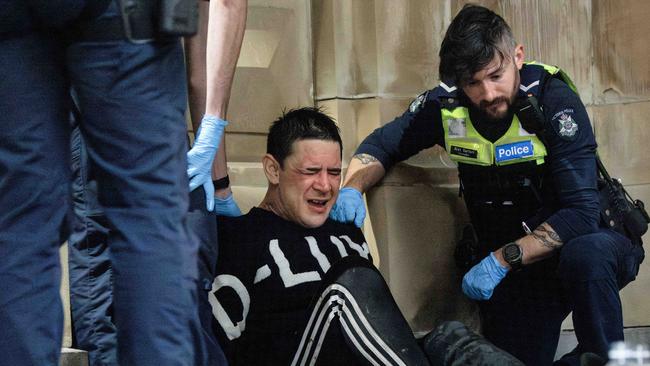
71, 0, 198, 43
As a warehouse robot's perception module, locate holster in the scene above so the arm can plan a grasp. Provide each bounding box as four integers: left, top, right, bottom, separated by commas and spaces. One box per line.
598, 175, 649, 246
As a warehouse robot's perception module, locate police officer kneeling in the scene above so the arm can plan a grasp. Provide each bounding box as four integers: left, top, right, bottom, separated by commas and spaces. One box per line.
330, 5, 645, 366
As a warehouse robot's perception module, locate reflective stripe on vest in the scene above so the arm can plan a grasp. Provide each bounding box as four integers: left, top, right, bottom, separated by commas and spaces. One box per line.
441, 108, 547, 166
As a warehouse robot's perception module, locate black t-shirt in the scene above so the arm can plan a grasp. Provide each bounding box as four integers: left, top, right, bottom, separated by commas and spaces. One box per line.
213, 207, 374, 365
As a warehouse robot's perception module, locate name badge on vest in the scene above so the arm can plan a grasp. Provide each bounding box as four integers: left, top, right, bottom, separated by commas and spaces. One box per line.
450, 145, 478, 159
495, 141, 534, 163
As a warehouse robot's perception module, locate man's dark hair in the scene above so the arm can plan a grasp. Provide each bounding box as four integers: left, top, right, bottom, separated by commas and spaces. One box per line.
267, 107, 342, 167
439, 4, 516, 86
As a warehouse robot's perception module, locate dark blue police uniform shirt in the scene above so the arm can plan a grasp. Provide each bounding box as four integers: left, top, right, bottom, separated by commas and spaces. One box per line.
356, 76, 600, 243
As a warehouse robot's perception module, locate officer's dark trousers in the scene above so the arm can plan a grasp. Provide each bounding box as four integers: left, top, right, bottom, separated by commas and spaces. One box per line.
479, 229, 644, 366
0, 3, 201, 364
66, 134, 228, 366
187, 188, 229, 366
69, 127, 117, 366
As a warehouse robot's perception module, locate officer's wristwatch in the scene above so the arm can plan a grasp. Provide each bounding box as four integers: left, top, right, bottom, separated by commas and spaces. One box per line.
502, 242, 523, 271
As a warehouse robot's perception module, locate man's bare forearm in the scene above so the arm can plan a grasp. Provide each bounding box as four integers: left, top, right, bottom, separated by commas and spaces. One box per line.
205, 0, 247, 117
200, 0, 246, 196
184, 1, 210, 132
342, 153, 386, 193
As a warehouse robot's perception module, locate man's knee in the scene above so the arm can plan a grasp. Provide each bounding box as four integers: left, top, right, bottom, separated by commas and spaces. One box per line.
325, 256, 385, 295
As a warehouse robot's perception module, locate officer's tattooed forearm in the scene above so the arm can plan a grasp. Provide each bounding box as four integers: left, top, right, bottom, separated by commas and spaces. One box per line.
532, 223, 563, 250
354, 153, 378, 165
353, 153, 378, 165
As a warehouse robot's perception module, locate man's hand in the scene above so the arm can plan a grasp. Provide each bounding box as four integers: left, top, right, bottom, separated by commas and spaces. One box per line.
214, 192, 242, 217
462, 252, 508, 300
187, 115, 228, 211
329, 187, 366, 228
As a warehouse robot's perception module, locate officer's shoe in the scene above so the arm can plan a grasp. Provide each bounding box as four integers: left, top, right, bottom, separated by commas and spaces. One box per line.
554, 348, 607, 366
580, 353, 607, 366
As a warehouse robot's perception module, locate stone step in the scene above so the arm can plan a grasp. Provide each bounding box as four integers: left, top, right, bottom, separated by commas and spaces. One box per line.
60, 348, 88, 366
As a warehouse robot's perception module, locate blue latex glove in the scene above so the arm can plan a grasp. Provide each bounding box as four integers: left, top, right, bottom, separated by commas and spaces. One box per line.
462, 252, 508, 300
214, 192, 242, 217
187, 115, 228, 211
329, 187, 366, 228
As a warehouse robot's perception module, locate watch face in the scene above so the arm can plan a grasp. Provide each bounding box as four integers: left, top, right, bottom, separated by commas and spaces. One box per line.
504, 243, 522, 262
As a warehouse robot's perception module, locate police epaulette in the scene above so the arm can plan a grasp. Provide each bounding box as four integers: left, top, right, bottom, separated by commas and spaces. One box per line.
518, 64, 547, 98
430, 80, 460, 109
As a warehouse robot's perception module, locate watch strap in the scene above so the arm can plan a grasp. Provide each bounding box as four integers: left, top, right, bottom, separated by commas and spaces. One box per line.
213, 175, 230, 190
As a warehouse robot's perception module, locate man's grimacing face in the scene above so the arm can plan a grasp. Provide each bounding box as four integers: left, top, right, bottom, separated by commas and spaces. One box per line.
272, 139, 342, 228
461, 44, 525, 121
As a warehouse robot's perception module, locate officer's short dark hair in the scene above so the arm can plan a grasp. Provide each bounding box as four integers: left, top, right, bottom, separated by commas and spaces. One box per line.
439, 4, 516, 86
267, 107, 342, 167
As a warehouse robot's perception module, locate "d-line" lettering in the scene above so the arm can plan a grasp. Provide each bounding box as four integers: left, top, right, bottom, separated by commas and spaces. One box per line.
211, 235, 370, 340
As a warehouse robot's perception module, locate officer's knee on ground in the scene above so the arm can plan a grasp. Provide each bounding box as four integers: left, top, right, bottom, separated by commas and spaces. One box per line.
558, 232, 619, 282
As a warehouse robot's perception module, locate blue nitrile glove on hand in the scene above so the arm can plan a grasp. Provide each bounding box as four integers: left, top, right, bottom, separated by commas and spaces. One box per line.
214, 192, 242, 217
329, 187, 366, 228
462, 252, 508, 300
187, 115, 228, 211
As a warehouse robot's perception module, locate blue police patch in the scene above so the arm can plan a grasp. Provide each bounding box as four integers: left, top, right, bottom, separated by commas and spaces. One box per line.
409, 92, 428, 113
551, 109, 579, 141
495, 141, 534, 163
558, 114, 578, 137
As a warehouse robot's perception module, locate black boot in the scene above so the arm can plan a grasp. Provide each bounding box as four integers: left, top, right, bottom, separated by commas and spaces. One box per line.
422, 321, 525, 366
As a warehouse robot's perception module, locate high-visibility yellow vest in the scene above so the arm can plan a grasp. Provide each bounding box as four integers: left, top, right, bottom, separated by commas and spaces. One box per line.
441, 108, 547, 166
434, 62, 577, 167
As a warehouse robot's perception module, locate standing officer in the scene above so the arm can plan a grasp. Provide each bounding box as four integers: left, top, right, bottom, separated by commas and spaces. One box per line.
329, 5, 644, 366
0, 1, 201, 365
63, 1, 246, 365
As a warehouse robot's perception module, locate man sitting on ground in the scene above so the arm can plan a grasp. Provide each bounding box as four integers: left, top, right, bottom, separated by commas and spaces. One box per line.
205, 107, 523, 365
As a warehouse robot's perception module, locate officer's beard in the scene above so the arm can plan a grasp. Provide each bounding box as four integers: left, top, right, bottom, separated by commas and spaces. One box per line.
471, 95, 516, 125
477, 97, 513, 122
468, 94, 516, 142
473, 66, 520, 123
